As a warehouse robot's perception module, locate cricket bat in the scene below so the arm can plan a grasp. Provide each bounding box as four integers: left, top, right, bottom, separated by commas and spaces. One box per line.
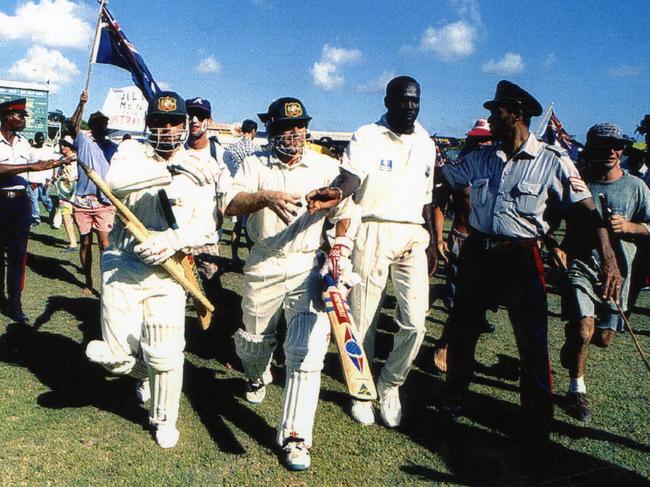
322, 273, 377, 401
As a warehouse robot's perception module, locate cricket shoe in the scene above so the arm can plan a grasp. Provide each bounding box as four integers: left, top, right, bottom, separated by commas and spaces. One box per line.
245, 368, 273, 404
136, 379, 150, 404
154, 423, 180, 449
350, 399, 375, 425
378, 380, 402, 428
282, 438, 311, 471
566, 392, 592, 423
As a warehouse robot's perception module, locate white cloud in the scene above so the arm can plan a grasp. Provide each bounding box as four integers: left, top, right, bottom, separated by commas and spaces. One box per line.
0, 0, 92, 49
608, 64, 643, 77
311, 44, 362, 91
419, 21, 477, 62
356, 70, 397, 93
482, 52, 525, 75
8, 46, 79, 92
157, 81, 171, 90
196, 56, 222, 74
544, 53, 556, 69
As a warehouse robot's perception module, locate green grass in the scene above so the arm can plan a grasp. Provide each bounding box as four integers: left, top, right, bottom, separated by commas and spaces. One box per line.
1, 217, 649, 486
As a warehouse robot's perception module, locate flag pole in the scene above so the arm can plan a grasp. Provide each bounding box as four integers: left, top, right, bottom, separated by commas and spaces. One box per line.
535, 101, 554, 138
84, 0, 107, 93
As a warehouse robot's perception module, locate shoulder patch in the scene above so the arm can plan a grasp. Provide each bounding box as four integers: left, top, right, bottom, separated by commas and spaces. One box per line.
543, 144, 568, 157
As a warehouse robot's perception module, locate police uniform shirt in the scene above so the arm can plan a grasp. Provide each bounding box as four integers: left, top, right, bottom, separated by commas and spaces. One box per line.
442, 134, 590, 239
342, 115, 436, 225
223, 148, 341, 255
0, 131, 32, 190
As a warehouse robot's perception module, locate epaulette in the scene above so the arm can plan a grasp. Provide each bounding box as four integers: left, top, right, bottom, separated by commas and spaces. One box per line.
542, 143, 568, 158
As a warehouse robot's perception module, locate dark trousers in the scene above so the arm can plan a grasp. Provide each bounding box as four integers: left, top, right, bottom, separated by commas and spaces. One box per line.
445, 234, 553, 434
0, 194, 31, 311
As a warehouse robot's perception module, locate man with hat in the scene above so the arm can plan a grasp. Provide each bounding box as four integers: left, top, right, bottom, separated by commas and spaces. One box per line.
558, 122, 650, 422
70, 91, 117, 295
0, 98, 69, 323
224, 96, 357, 470
440, 80, 622, 442
183, 96, 230, 288
26, 131, 56, 226
85, 90, 218, 449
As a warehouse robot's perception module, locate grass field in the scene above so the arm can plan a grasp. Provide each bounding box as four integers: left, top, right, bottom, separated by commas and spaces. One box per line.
1, 216, 649, 486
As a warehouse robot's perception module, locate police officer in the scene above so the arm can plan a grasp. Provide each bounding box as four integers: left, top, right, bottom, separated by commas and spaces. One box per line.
0, 98, 68, 323
440, 80, 622, 442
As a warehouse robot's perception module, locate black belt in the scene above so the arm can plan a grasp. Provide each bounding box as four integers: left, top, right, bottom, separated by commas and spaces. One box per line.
0, 189, 27, 199
471, 231, 540, 251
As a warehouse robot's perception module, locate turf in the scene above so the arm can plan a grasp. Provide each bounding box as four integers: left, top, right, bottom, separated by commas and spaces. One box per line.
0, 217, 648, 486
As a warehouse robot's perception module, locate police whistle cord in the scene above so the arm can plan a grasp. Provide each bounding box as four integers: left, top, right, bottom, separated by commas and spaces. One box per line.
599, 193, 650, 375
76, 160, 215, 321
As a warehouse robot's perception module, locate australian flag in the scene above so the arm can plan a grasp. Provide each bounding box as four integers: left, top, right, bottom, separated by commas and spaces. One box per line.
92, 5, 160, 101
542, 109, 583, 161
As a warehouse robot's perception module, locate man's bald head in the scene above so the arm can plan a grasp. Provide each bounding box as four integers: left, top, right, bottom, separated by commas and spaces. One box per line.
386, 76, 420, 98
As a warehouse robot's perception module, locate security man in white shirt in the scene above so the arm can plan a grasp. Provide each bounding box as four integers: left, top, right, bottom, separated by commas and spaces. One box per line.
0, 98, 68, 324
440, 80, 622, 443
224, 97, 358, 471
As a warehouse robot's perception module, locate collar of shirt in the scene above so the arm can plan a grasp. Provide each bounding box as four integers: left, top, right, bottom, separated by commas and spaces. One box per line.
0, 131, 23, 147
376, 114, 428, 142
494, 133, 543, 162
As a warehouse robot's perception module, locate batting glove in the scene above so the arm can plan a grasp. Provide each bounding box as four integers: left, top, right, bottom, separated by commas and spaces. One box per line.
167, 155, 221, 186
328, 236, 354, 282
134, 229, 182, 266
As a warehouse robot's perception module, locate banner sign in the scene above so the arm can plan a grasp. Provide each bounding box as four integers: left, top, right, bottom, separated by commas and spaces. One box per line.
101, 86, 147, 132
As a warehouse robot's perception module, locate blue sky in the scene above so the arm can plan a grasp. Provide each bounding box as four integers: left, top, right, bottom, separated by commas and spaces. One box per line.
0, 0, 648, 140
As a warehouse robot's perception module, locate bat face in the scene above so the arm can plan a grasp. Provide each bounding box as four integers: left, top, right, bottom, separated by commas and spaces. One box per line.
323, 280, 377, 400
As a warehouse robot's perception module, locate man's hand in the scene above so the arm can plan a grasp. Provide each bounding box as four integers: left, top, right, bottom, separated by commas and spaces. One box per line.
437, 239, 449, 264
549, 247, 568, 271
263, 190, 302, 225
305, 187, 342, 214
425, 241, 437, 276
600, 252, 622, 302
611, 214, 633, 234
134, 230, 182, 266
328, 236, 353, 282
80, 91, 88, 104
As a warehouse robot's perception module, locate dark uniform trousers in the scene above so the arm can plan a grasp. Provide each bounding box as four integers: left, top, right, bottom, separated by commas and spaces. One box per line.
445, 232, 553, 435
0, 192, 32, 311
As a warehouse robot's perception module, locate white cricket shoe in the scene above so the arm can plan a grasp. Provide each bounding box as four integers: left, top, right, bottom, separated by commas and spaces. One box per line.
245, 368, 273, 404
350, 399, 375, 425
282, 440, 311, 471
154, 423, 180, 449
378, 380, 402, 428
136, 379, 150, 404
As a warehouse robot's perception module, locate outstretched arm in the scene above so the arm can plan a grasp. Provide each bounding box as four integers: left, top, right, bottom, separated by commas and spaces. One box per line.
70, 91, 88, 136
225, 190, 302, 225
306, 169, 361, 214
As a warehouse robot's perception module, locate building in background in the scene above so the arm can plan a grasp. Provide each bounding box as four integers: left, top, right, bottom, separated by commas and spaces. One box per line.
0, 80, 49, 142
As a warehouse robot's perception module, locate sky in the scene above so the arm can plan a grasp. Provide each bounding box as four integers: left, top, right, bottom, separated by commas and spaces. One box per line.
0, 0, 648, 140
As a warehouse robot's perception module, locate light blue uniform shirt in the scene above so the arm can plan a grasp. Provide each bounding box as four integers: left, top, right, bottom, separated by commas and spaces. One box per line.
442, 134, 590, 238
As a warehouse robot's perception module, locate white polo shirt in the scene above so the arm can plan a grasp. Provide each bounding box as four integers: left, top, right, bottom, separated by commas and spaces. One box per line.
342, 115, 436, 224
224, 148, 341, 255
0, 132, 32, 190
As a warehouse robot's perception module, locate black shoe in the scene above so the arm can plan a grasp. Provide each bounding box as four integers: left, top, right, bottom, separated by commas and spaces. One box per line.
566, 392, 591, 423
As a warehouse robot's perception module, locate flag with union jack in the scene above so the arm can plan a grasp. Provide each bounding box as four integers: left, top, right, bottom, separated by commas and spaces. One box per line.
92, 5, 160, 101
542, 109, 583, 161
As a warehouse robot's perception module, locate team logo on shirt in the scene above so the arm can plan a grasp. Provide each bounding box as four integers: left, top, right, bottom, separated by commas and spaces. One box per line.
379, 159, 393, 171
284, 102, 303, 118
157, 96, 177, 112
425, 165, 432, 178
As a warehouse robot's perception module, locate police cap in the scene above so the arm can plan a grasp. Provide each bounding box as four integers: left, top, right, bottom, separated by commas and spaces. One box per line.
483, 80, 543, 117
0, 97, 28, 114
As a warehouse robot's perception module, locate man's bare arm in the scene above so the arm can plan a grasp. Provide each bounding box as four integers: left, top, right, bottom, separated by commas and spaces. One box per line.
225, 190, 302, 225
0, 158, 68, 177
70, 91, 88, 135
573, 197, 622, 301
306, 169, 361, 214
